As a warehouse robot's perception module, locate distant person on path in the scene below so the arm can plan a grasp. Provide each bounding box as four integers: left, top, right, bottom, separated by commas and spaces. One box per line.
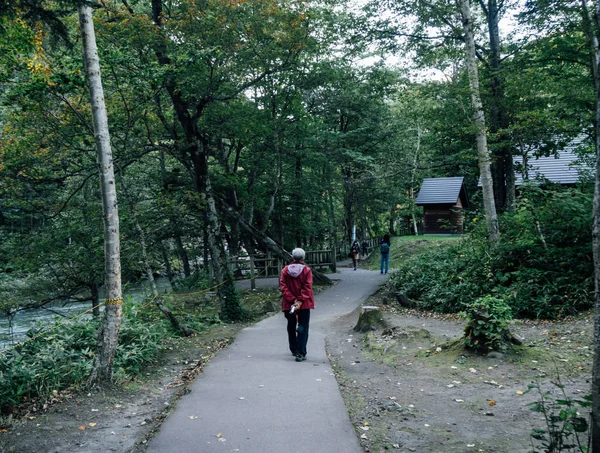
361, 239, 368, 257
280, 248, 315, 362
380, 234, 391, 274
351, 240, 361, 270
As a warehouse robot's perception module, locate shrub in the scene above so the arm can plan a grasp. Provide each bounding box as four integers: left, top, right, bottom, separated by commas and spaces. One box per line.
389, 185, 593, 319
463, 295, 512, 352
0, 303, 172, 413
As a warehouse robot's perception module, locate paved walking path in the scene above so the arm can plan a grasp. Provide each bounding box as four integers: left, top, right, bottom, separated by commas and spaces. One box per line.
147, 267, 385, 453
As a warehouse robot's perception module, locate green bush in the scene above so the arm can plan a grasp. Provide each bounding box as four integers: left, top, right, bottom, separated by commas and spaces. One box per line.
0, 319, 97, 413
463, 295, 512, 352
0, 303, 172, 413
389, 185, 593, 319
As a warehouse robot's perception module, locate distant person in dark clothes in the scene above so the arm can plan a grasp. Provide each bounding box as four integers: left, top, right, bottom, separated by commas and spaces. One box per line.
351, 240, 361, 270
280, 248, 315, 362
380, 233, 391, 274
361, 240, 368, 257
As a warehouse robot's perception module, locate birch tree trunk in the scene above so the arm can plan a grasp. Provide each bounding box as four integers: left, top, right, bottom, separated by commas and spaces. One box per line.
459, 0, 500, 243
78, 5, 123, 386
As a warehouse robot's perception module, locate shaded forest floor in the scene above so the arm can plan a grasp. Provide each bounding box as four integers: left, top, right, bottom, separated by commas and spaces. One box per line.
326, 289, 593, 453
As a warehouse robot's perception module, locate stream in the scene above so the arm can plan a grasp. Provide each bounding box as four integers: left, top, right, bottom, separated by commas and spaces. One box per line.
0, 277, 173, 350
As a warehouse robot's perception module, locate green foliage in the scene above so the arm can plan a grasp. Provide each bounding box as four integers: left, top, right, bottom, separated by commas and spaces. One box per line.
172, 271, 211, 292
0, 303, 171, 413
0, 319, 97, 413
527, 380, 591, 453
218, 272, 248, 323
388, 239, 481, 313
389, 186, 593, 319
112, 308, 170, 380
463, 295, 512, 352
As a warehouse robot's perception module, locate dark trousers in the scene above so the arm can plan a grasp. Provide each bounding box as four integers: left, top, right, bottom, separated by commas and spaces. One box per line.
285, 309, 310, 356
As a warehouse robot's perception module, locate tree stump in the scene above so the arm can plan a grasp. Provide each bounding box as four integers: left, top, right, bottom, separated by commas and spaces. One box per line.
354, 306, 388, 332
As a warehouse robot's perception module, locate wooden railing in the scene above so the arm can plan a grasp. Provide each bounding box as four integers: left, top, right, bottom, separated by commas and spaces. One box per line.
227, 250, 336, 290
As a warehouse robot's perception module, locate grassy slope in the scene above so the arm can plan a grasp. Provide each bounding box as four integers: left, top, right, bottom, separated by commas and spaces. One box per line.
361, 235, 461, 271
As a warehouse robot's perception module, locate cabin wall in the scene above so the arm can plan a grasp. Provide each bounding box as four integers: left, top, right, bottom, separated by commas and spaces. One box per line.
422, 203, 464, 235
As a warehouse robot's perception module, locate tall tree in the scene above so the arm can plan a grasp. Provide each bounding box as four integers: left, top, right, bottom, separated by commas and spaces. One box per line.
459, 0, 499, 242
586, 0, 600, 449
77, 4, 123, 385
363, 0, 519, 212
476, 0, 515, 211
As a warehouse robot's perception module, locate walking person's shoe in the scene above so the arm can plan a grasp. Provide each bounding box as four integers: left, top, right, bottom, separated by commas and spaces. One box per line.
295, 354, 307, 362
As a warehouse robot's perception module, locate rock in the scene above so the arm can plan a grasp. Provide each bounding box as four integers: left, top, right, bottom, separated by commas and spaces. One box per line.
510, 333, 524, 345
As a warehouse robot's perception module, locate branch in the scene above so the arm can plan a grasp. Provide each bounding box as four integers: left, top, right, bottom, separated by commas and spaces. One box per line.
121, 0, 135, 14
476, 0, 489, 17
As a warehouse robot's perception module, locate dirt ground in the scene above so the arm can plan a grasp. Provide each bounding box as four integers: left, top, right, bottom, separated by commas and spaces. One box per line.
0, 285, 593, 453
326, 290, 593, 453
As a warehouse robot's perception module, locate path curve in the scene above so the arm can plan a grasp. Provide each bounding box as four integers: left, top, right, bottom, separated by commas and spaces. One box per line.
147, 267, 385, 453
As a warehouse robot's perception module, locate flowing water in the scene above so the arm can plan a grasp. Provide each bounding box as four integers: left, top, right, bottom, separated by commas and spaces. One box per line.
0, 277, 172, 350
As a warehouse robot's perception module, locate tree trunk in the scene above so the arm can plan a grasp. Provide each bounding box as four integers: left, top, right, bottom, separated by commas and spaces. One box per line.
78, 4, 123, 386
160, 240, 174, 285
294, 155, 303, 246
174, 232, 191, 278
119, 170, 193, 336
91, 282, 100, 318
586, 0, 600, 449
342, 165, 354, 243
204, 173, 245, 321
460, 0, 500, 243
411, 125, 421, 235
483, 0, 515, 213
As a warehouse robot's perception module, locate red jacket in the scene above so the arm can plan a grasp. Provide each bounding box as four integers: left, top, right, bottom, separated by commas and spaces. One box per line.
280, 263, 315, 311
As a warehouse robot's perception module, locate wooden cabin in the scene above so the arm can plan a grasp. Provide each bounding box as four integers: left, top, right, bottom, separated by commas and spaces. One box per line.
478, 137, 593, 189
514, 147, 592, 186
416, 177, 469, 235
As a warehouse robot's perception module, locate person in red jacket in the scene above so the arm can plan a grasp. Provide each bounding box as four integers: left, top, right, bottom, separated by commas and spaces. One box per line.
280, 248, 315, 362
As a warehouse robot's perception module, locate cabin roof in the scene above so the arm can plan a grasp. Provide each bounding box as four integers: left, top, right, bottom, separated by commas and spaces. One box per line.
416, 177, 467, 205
514, 150, 591, 185
478, 136, 593, 187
